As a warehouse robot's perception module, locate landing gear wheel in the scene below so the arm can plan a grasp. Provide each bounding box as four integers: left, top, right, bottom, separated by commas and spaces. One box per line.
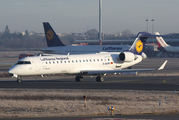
96, 76, 104, 82
17, 77, 22, 83
75, 75, 83, 82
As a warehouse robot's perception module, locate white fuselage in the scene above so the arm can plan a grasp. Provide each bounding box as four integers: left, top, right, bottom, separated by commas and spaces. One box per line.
161, 46, 179, 53
41, 45, 130, 54
41, 45, 147, 59
8, 52, 142, 76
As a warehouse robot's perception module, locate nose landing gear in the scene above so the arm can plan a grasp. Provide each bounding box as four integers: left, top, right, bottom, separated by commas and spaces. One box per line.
11, 74, 22, 83
17, 77, 22, 83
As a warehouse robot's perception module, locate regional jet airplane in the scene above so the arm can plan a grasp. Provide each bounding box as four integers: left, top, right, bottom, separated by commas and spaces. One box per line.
156, 32, 179, 53
9, 32, 167, 83
41, 22, 147, 59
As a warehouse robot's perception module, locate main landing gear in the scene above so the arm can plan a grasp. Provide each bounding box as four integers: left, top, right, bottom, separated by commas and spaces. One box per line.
75, 75, 83, 82
75, 74, 104, 82
96, 74, 104, 82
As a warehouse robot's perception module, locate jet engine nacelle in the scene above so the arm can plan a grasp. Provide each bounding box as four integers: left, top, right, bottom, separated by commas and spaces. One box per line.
119, 52, 135, 62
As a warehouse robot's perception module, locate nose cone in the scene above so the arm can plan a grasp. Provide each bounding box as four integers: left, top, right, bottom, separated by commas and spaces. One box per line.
8, 68, 15, 74
8, 65, 17, 74
8, 65, 23, 75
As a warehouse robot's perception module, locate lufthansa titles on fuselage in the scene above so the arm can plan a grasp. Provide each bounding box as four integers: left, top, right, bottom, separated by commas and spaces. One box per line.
102, 47, 122, 51
40, 57, 69, 61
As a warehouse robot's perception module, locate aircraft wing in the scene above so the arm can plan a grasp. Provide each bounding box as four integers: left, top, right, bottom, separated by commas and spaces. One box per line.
80, 60, 167, 74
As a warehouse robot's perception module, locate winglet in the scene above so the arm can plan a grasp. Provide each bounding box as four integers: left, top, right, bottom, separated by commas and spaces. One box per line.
158, 60, 168, 70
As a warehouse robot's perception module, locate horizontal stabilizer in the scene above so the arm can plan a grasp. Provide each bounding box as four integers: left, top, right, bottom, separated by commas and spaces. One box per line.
139, 34, 172, 38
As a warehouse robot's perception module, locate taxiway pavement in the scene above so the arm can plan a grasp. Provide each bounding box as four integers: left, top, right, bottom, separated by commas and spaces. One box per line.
0, 76, 179, 91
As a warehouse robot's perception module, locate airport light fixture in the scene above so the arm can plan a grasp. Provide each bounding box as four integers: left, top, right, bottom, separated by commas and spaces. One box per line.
151, 17, 155, 44
107, 106, 115, 115
146, 18, 149, 32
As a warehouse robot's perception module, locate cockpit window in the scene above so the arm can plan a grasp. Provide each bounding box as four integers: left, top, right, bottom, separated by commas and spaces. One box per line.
16, 61, 31, 65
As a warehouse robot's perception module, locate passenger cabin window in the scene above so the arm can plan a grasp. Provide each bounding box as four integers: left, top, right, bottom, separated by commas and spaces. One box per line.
16, 61, 31, 65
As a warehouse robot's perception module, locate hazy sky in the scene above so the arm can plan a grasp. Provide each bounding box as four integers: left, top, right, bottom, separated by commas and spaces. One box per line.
0, 0, 179, 34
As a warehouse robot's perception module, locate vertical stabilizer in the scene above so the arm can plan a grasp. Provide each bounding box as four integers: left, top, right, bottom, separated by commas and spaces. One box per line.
155, 32, 169, 48
43, 22, 65, 47
129, 32, 149, 55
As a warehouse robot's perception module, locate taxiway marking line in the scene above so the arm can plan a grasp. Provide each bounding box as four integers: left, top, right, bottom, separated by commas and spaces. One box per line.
163, 80, 169, 84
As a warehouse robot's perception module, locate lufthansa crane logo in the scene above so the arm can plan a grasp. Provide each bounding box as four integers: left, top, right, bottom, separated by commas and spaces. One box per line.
46, 30, 54, 40
135, 40, 143, 53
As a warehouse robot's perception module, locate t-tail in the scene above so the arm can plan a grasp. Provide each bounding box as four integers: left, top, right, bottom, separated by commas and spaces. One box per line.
43, 22, 65, 47
127, 32, 171, 55
155, 32, 169, 48
119, 32, 150, 62
128, 32, 150, 55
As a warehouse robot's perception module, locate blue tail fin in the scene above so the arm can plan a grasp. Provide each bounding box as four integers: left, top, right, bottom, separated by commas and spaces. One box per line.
43, 22, 65, 47
129, 32, 151, 55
